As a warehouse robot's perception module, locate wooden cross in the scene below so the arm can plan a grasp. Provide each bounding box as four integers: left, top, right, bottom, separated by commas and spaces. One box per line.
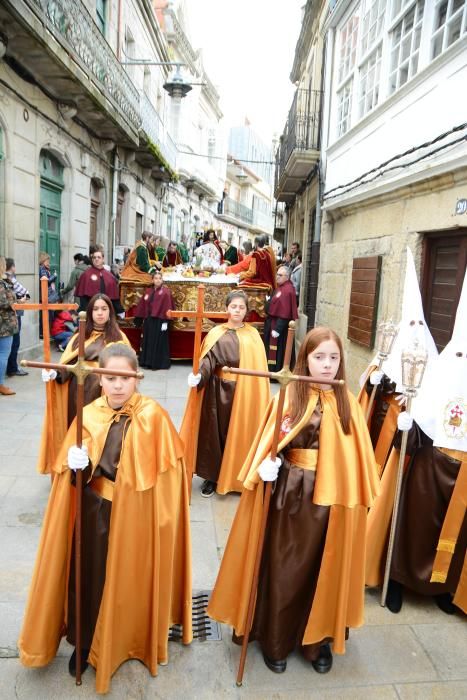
21, 311, 143, 686
14, 276, 78, 457
14, 276, 78, 361
166, 284, 229, 374
223, 321, 345, 687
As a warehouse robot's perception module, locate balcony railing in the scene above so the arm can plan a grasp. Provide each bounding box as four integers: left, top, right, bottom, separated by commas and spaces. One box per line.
252, 208, 273, 233
140, 93, 177, 171
220, 196, 254, 225
30, 0, 141, 131
276, 88, 322, 183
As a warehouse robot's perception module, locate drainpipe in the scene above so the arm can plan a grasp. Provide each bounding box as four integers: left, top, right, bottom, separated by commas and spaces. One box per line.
110, 149, 120, 263
306, 25, 333, 331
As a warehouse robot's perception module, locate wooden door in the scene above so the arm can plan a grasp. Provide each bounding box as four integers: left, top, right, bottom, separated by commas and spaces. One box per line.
39, 183, 62, 282
422, 231, 467, 350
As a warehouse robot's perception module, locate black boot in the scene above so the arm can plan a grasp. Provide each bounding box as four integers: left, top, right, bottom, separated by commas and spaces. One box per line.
434, 592, 457, 615
386, 579, 403, 613
311, 643, 333, 674
201, 480, 216, 498
262, 652, 287, 673
68, 648, 89, 677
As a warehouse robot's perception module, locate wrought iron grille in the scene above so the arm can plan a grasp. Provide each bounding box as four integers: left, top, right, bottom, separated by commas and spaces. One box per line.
29, 0, 141, 131
276, 88, 322, 183
222, 196, 254, 225
140, 93, 177, 170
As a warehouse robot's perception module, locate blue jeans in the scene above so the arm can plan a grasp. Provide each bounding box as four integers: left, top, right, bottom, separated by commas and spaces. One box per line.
0, 335, 14, 384
52, 331, 73, 348
7, 315, 21, 374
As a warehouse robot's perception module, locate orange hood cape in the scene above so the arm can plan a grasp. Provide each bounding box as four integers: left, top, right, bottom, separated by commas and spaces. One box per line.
179, 323, 270, 494
19, 393, 192, 694
37, 330, 131, 474
207, 387, 380, 654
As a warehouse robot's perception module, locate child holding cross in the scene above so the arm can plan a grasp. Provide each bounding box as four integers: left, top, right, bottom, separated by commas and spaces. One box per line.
180, 289, 270, 497
19, 343, 192, 694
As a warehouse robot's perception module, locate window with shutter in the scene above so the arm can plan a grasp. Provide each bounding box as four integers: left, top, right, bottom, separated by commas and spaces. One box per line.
347, 255, 382, 348
422, 231, 467, 351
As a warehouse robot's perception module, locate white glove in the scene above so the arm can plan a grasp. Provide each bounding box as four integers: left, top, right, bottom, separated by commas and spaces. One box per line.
258, 457, 281, 482
271, 330, 280, 339
42, 369, 57, 382
187, 372, 202, 387
161, 322, 168, 331
395, 393, 407, 407
67, 445, 89, 471
397, 412, 413, 432
370, 370, 384, 386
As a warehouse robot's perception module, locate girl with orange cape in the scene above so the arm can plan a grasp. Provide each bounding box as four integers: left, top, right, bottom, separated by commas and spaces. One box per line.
38, 294, 131, 474
180, 290, 270, 497
19, 344, 192, 694
207, 327, 379, 674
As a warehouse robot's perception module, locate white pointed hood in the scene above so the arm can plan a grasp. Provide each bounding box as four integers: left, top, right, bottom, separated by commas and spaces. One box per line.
413, 268, 467, 451
383, 247, 438, 392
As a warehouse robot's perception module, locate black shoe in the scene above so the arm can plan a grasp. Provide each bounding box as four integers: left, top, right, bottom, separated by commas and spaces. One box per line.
201, 480, 216, 498
263, 652, 287, 673
68, 648, 89, 677
386, 579, 403, 614
7, 369, 29, 377
434, 593, 457, 615
311, 643, 333, 674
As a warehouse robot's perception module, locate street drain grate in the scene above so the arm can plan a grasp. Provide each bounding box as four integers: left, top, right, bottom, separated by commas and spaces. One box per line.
169, 590, 221, 642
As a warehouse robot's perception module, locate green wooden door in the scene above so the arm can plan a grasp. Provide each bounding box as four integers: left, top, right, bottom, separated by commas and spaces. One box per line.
39, 151, 64, 282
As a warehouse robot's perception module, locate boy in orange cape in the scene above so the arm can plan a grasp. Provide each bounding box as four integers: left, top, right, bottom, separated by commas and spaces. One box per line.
207, 327, 379, 674
18, 344, 192, 694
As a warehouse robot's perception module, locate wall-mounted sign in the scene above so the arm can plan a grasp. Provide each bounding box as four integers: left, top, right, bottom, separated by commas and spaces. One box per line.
455, 199, 467, 215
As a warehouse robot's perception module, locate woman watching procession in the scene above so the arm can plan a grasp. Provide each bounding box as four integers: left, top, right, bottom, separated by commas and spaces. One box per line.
38, 293, 131, 474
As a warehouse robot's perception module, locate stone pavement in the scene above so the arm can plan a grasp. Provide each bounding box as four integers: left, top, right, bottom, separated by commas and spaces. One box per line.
0, 356, 466, 699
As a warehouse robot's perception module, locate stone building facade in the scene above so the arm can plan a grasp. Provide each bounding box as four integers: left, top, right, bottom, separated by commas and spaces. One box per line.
0, 0, 226, 351
274, 0, 327, 342
275, 0, 467, 390
318, 0, 467, 389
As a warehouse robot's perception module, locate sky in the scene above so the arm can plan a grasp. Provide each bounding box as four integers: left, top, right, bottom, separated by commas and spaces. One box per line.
185, 0, 304, 145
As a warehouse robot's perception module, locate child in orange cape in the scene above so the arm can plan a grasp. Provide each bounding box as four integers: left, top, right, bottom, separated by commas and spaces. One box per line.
207, 327, 379, 675
19, 343, 192, 694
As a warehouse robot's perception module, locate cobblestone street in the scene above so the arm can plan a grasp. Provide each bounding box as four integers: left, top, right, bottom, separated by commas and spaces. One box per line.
0, 357, 466, 699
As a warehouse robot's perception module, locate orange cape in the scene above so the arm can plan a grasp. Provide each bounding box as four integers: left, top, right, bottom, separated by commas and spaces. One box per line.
179, 323, 270, 494
357, 365, 400, 475
120, 241, 153, 285
37, 330, 131, 474
430, 448, 467, 612
19, 393, 192, 694
207, 388, 380, 653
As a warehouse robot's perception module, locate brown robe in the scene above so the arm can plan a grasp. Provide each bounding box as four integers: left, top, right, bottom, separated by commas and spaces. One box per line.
243, 406, 331, 660
390, 427, 467, 596
196, 330, 239, 483
67, 416, 130, 649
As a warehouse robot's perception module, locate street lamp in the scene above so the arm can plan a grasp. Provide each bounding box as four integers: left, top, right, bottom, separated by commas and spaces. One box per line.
120, 54, 198, 100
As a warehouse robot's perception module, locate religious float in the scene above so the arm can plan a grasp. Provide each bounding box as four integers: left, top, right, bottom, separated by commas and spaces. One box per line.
119, 266, 270, 359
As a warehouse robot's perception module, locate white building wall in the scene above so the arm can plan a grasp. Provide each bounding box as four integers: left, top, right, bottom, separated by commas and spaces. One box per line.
322, 0, 467, 206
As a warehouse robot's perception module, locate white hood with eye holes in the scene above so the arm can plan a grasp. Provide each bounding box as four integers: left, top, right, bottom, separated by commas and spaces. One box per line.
413, 267, 467, 452
383, 247, 438, 393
